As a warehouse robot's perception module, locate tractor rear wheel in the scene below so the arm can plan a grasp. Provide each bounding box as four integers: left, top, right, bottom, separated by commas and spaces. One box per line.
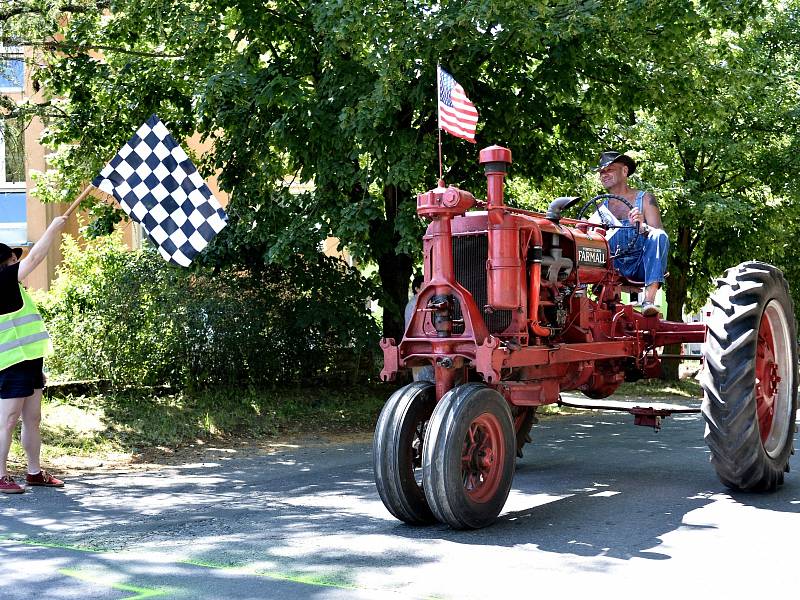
373, 381, 437, 524
422, 383, 516, 529
701, 262, 798, 491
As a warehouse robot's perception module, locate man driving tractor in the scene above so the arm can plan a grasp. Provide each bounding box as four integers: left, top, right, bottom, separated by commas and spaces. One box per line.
594, 150, 670, 317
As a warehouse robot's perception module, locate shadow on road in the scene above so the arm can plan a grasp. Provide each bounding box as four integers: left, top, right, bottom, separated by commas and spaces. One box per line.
2, 410, 799, 598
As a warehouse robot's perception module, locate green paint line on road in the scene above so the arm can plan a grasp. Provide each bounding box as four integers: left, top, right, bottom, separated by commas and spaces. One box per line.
59, 568, 168, 599
251, 569, 358, 589
4, 536, 355, 590
181, 558, 358, 590
0, 533, 107, 553
4, 534, 421, 598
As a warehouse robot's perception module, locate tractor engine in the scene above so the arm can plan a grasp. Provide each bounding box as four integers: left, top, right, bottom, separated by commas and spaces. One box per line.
382, 144, 665, 403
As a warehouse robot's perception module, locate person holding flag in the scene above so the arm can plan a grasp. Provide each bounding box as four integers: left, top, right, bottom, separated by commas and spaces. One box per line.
0, 113, 228, 494
0, 218, 68, 493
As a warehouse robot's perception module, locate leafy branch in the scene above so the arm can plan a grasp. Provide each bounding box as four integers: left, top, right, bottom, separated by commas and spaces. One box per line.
0, 0, 109, 24
1, 38, 185, 59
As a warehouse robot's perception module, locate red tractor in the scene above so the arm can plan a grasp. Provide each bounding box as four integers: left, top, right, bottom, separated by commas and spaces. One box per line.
375, 145, 798, 529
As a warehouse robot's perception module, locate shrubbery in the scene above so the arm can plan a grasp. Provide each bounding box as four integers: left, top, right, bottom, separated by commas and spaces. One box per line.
36, 235, 381, 389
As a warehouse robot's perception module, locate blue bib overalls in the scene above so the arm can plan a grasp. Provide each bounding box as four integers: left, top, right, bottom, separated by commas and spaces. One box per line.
605, 191, 669, 286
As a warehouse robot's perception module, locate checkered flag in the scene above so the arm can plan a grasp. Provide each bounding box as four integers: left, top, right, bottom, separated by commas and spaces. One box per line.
92, 114, 228, 267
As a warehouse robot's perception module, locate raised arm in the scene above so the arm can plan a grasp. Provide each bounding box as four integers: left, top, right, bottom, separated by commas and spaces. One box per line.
17, 216, 68, 282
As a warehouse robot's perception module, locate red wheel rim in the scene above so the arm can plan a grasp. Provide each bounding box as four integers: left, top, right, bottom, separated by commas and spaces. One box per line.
461, 412, 506, 503
755, 313, 780, 444
753, 300, 793, 458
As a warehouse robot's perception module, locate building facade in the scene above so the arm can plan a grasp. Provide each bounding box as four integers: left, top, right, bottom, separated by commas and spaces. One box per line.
1, 45, 82, 290
0, 47, 30, 250
0, 46, 228, 290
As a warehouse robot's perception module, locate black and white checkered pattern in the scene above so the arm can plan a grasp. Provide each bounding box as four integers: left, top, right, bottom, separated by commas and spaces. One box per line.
92, 114, 228, 266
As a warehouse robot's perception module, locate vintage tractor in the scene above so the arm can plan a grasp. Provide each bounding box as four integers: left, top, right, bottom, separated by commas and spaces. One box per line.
374, 145, 798, 529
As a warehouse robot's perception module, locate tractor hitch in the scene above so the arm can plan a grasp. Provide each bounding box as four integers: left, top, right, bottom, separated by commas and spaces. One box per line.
558, 396, 701, 432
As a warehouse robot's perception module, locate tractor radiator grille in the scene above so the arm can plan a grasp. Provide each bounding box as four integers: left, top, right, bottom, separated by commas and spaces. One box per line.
452, 234, 513, 335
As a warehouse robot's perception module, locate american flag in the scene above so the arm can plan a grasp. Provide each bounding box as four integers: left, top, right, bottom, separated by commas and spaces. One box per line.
438, 66, 479, 143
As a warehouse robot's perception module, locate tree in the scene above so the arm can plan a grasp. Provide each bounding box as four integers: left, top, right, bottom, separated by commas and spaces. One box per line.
5, 0, 796, 357
3, 0, 704, 340
616, 6, 800, 377
508, 2, 800, 378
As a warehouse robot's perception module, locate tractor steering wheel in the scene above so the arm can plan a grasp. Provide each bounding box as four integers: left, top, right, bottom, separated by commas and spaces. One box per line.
576, 194, 642, 259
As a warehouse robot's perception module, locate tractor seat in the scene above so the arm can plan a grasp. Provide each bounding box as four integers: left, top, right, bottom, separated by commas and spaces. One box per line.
619, 277, 645, 295
619, 272, 669, 297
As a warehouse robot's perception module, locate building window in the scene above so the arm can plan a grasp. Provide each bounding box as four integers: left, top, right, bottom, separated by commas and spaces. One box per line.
0, 47, 27, 245
0, 119, 26, 245
1, 119, 25, 184
0, 46, 24, 92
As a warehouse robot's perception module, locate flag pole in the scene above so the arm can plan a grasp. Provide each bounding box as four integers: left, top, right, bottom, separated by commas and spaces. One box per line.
436, 64, 444, 187
438, 129, 443, 185
62, 184, 95, 218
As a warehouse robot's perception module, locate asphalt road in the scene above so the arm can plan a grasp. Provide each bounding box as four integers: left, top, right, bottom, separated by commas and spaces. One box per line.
2, 396, 799, 600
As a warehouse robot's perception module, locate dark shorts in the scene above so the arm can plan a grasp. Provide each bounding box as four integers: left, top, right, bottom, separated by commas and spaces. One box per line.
0, 358, 45, 399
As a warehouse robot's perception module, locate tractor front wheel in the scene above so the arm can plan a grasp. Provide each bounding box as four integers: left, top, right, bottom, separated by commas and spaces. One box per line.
701, 262, 798, 491
422, 384, 516, 529
373, 381, 437, 524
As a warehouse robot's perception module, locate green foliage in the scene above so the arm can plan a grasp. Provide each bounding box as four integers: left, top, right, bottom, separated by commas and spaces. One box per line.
5, 0, 800, 337
9, 382, 395, 466
35, 234, 380, 388
36, 234, 184, 386
6, 0, 736, 339
512, 4, 800, 326
617, 378, 702, 399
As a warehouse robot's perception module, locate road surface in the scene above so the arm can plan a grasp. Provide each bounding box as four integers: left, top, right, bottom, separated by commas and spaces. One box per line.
2, 398, 798, 599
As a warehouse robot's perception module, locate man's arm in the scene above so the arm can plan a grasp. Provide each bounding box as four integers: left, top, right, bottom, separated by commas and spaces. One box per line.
628, 192, 665, 231
17, 216, 68, 282
642, 192, 664, 229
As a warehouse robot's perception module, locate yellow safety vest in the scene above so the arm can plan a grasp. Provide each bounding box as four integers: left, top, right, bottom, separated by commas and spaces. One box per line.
0, 285, 50, 372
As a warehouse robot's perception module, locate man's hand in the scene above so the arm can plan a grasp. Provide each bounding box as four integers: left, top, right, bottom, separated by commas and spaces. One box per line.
628, 206, 645, 225
628, 207, 651, 236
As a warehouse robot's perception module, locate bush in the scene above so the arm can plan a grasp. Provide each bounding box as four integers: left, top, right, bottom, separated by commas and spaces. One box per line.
36, 235, 381, 389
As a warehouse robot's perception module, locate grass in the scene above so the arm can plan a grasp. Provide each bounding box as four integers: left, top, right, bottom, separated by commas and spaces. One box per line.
8, 382, 398, 470
7, 376, 702, 470
616, 377, 702, 398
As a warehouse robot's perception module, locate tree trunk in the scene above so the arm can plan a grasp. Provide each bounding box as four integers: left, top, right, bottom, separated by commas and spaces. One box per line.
662, 224, 692, 380
377, 249, 413, 341
372, 184, 413, 341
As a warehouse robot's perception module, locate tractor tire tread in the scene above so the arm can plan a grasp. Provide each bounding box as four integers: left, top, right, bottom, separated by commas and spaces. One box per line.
373, 381, 437, 525
700, 262, 798, 492
422, 384, 516, 529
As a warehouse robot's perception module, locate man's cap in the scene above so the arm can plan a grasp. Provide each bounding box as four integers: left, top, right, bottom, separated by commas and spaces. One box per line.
594, 150, 637, 176
0, 243, 23, 264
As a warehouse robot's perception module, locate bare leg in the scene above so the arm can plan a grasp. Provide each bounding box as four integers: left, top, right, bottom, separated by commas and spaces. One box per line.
20, 389, 43, 475
644, 282, 660, 304
0, 397, 24, 477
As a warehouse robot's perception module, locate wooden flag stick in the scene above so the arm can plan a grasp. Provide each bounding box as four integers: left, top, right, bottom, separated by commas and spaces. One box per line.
62, 185, 95, 218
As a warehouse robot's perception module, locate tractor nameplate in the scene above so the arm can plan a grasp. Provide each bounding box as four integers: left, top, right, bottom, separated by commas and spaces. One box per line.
577, 246, 607, 266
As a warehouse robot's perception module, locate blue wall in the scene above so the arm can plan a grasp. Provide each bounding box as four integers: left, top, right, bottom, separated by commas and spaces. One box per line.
0, 191, 27, 245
